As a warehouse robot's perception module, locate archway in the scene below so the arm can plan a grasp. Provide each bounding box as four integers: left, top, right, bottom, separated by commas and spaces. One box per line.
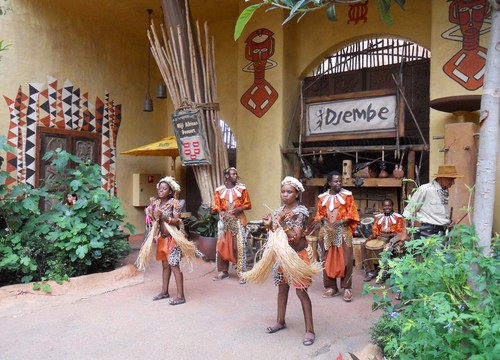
311, 37, 430, 76
295, 36, 431, 213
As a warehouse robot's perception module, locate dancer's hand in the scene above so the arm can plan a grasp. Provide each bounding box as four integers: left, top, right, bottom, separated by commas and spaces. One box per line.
262, 213, 272, 228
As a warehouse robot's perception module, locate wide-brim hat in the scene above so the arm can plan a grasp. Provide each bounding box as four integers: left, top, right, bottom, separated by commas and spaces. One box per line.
433, 165, 464, 178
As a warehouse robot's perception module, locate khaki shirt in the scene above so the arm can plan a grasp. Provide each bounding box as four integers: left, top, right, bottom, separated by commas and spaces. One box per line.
402, 180, 450, 226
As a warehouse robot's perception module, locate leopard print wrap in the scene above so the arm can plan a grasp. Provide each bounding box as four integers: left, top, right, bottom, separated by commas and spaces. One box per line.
319, 225, 335, 251
168, 246, 182, 267
223, 216, 240, 236
334, 224, 353, 247
221, 216, 247, 275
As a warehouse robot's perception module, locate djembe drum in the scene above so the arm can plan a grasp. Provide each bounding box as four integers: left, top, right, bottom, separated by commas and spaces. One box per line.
358, 217, 375, 238
365, 238, 385, 265
306, 235, 319, 262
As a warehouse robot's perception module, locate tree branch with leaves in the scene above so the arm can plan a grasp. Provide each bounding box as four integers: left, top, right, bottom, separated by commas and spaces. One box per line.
234, 0, 406, 40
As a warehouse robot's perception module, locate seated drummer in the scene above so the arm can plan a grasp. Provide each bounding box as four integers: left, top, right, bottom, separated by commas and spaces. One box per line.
361, 199, 403, 283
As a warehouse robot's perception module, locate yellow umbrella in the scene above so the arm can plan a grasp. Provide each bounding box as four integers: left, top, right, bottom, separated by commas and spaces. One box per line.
121, 136, 179, 158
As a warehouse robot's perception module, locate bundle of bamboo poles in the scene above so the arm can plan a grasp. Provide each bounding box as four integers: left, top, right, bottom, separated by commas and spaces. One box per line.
242, 228, 323, 288
148, 3, 228, 205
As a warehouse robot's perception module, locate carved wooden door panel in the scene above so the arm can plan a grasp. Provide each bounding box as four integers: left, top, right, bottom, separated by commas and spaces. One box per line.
36, 127, 100, 210
73, 135, 99, 163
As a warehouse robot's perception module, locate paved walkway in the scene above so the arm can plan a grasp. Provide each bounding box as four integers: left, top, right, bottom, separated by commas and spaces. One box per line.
0, 235, 383, 360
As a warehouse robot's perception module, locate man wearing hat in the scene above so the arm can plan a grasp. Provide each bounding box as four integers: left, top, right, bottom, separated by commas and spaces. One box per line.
400, 164, 464, 241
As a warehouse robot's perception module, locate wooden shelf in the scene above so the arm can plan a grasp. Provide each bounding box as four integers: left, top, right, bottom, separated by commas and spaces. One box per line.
305, 177, 402, 188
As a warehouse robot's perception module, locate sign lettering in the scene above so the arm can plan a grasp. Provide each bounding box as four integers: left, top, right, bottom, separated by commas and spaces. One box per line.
303, 91, 404, 141
172, 110, 211, 166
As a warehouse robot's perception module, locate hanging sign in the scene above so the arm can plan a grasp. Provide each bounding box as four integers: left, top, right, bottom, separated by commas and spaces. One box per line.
172, 109, 211, 166
303, 89, 404, 141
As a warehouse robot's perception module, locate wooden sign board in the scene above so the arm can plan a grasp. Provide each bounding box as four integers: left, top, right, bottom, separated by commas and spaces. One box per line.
303, 89, 404, 141
172, 109, 211, 166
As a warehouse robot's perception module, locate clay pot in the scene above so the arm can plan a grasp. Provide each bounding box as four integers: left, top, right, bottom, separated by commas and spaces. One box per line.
378, 161, 389, 178
379, 169, 389, 178
195, 235, 217, 261
393, 165, 404, 179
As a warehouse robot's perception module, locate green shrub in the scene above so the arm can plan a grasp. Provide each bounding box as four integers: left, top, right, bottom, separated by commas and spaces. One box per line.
365, 225, 499, 359
0, 137, 134, 286
187, 204, 219, 237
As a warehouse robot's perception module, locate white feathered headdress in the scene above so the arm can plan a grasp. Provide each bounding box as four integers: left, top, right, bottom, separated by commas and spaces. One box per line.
281, 176, 305, 193
157, 176, 180, 192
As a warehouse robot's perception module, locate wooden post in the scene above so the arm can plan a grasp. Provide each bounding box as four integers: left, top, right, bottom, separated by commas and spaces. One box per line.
407, 150, 416, 195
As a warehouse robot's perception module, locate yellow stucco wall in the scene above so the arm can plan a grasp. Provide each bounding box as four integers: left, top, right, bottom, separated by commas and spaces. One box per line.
226, 1, 433, 220
1, 0, 497, 234
290, 1, 432, 77
232, 7, 290, 218
0, 0, 172, 230
429, 0, 499, 232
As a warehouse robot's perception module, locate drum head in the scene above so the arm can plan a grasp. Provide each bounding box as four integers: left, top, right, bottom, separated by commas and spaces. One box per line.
247, 220, 264, 225
365, 239, 385, 250
361, 217, 375, 225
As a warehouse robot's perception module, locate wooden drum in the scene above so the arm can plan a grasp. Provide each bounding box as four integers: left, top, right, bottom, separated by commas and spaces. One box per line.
358, 217, 375, 238
352, 238, 365, 270
306, 235, 319, 262
365, 238, 385, 265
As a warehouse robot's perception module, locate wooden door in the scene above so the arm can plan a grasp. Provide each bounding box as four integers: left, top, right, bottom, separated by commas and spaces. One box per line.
36, 127, 100, 209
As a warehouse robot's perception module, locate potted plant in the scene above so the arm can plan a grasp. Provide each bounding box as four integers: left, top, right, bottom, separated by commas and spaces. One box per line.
187, 204, 219, 261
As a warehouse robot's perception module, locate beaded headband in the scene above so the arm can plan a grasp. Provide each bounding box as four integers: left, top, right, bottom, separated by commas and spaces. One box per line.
156, 176, 180, 192
281, 176, 304, 193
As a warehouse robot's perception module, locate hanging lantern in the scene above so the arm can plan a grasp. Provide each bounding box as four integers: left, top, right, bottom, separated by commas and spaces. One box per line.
156, 83, 167, 99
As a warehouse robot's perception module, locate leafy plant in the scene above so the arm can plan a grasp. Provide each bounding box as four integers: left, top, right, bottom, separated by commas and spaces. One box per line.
0, 0, 11, 16
0, 0, 12, 59
0, 138, 135, 287
364, 225, 500, 359
188, 204, 220, 238
234, 0, 406, 40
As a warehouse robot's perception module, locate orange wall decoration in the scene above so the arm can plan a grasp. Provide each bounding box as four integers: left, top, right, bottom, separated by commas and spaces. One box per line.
240, 28, 278, 118
441, 0, 492, 91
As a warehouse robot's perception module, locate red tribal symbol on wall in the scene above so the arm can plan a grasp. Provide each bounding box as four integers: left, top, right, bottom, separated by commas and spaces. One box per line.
347, 0, 368, 25
3, 76, 121, 195
241, 28, 278, 118
442, 0, 492, 91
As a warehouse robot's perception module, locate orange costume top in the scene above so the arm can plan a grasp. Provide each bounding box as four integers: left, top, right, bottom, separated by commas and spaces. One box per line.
150, 197, 182, 263
371, 212, 403, 238
314, 189, 360, 233
212, 183, 251, 271
314, 189, 360, 279
212, 183, 252, 226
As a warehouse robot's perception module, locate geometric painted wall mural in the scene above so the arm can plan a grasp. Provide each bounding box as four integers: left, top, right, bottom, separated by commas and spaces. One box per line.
441, 0, 492, 91
240, 28, 278, 118
3, 76, 122, 195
